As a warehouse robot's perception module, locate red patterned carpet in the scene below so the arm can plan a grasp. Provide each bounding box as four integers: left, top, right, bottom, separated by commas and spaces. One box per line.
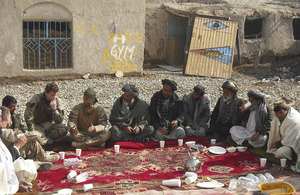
37, 138, 272, 193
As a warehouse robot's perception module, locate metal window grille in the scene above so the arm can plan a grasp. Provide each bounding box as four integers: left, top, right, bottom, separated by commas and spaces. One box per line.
23, 21, 72, 69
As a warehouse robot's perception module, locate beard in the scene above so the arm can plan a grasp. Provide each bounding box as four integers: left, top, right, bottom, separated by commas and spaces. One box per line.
123, 98, 135, 106
223, 94, 233, 102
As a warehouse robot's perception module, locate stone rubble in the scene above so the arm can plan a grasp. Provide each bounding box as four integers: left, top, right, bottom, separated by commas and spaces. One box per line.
0, 68, 299, 123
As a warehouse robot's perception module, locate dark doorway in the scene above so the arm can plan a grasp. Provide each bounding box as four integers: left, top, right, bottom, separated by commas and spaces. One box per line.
166, 17, 188, 65
244, 18, 263, 39
293, 18, 300, 40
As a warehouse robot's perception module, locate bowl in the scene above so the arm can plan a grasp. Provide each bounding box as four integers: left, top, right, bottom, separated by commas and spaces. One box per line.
226, 146, 236, 153
185, 141, 196, 147
258, 182, 295, 195
236, 146, 247, 152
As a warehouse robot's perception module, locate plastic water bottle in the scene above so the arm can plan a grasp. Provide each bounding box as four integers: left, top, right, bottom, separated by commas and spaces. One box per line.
257, 174, 267, 183
264, 173, 275, 183
246, 173, 260, 183
76, 172, 88, 183
63, 158, 82, 166
228, 178, 238, 190
238, 177, 254, 185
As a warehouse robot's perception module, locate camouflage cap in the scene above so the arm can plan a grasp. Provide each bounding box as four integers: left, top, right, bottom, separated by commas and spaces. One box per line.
84, 88, 96, 100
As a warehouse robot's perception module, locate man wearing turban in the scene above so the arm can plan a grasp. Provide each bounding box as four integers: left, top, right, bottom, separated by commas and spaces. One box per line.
182, 85, 211, 137
109, 84, 154, 143
68, 88, 111, 147
230, 90, 272, 148
149, 79, 186, 140
207, 81, 242, 141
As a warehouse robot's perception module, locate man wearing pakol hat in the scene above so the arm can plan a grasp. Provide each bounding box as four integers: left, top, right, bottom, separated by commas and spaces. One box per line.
182, 85, 211, 137
207, 81, 242, 141
109, 84, 154, 143
24, 83, 68, 145
68, 88, 111, 147
267, 100, 300, 161
149, 79, 186, 141
230, 90, 272, 148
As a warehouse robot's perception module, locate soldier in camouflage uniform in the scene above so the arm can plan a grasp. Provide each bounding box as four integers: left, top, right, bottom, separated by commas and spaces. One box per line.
24, 83, 68, 145
68, 88, 111, 148
1, 95, 59, 164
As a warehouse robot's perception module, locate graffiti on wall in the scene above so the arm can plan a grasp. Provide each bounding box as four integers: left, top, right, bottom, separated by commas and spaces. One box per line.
74, 21, 102, 36
102, 33, 143, 73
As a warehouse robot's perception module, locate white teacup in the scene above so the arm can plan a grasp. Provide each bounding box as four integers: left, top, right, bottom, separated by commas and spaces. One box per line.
162, 179, 181, 187
280, 158, 287, 168
210, 139, 216, 145
178, 139, 183, 146
114, 145, 120, 153
160, 141, 165, 148
59, 152, 65, 159
260, 158, 267, 167
76, 149, 82, 157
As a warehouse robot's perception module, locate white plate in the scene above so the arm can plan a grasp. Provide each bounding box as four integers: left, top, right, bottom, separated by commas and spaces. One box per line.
196, 182, 224, 189
209, 146, 226, 155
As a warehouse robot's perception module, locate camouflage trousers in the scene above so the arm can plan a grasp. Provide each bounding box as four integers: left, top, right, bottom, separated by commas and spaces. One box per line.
19, 140, 49, 162
110, 125, 155, 143
32, 122, 69, 145
71, 130, 111, 148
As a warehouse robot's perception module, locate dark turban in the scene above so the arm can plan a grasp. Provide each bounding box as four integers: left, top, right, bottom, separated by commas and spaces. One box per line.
193, 85, 205, 96
247, 90, 265, 101
84, 88, 96, 100
222, 81, 238, 92
122, 84, 139, 98
162, 79, 177, 91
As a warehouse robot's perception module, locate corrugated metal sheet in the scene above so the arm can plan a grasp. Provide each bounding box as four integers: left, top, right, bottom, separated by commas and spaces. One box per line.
185, 17, 237, 78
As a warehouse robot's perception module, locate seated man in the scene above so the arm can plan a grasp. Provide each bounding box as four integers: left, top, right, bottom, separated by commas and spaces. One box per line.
149, 79, 186, 141
24, 83, 68, 145
1, 95, 59, 164
267, 101, 300, 161
0, 106, 32, 193
183, 85, 211, 137
110, 84, 154, 143
68, 88, 111, 147
207, 81, 242, 141
230, 91, 272, 148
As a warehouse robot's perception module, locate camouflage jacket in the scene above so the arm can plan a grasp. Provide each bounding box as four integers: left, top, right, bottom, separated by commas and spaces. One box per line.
11, 111, 27, 131
24, 93, 64, 131
68, 103, 108, 133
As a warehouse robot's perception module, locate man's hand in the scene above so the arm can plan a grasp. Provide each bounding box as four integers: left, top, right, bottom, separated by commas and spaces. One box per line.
50, 100, 57, 111
251, 132, 259, 141
123, 126, 133, 134
71, 126, 79, 135
133, 126, 140, 135
18, 184, 33, 192
171, 120, 178, 128
192, 124, 199, 130
158, 126, 168, 135
88, 123, 95, 132
15, 136, 27, 149
271, 143, 276, 149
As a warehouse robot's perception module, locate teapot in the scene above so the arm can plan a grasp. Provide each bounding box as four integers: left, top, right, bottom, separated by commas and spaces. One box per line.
184, 145, 203, 172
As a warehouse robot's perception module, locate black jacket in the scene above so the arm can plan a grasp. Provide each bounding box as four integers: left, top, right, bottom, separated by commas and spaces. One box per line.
149, 90, 184, 129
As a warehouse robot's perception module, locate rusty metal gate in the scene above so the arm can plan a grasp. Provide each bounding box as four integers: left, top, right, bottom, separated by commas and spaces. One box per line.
185, 17, 238, 78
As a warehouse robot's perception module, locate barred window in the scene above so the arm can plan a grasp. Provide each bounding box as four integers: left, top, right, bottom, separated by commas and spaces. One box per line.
23, 21, 72, 69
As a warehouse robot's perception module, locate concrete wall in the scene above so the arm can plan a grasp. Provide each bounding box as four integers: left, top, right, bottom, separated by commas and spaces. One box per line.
0, 0, 145, 78
145, 0, 300, 64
